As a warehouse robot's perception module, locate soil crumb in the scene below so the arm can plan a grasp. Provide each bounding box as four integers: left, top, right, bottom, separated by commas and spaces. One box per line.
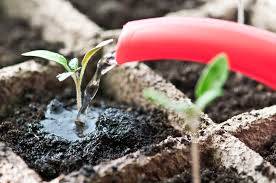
147, 61, 276, 123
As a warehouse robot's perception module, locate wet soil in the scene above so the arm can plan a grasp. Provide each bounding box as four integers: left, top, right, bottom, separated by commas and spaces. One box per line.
259, 136, 276, 167
0, 90, 178, 180
0, 14, 63, 68
147, 61, 276, 123
68, 0, 204, 29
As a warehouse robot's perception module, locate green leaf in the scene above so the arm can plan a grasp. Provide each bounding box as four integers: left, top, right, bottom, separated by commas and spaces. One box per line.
195, 89, 222, 110
22, 50, 70, 71
56, 72, 75, 81
81, 39, 113, 69
143, 88, 171, 108
79, 39, 113, 83
195, 53, 229, 99
143, 88, 191, 113
69, 58, 79, 70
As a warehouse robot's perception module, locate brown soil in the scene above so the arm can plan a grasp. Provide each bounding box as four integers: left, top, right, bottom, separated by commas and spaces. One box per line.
0, 89, 179, 180
259, 136, 276, 167
147, 146, 250, 183
60, 140, 249, 183
68, 0, 204, 29
147, 61, 276, 123
159, 167, 249, 183
0, 14, 63, 68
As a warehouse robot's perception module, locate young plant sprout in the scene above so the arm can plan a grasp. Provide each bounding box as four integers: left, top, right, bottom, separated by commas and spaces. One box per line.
22, 39, 113, 114
143, 53, 229, 183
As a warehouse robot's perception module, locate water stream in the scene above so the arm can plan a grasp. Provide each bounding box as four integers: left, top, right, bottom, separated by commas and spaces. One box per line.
76, 52, 117, 123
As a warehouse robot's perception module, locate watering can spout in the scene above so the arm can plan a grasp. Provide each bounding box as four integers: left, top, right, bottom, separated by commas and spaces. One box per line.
115, 17, 276, 90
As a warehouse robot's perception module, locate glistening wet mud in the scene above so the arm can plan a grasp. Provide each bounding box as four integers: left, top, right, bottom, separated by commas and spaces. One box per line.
0, 91, 178, 180
40, 99, 98, 141
147, 61, 276, 123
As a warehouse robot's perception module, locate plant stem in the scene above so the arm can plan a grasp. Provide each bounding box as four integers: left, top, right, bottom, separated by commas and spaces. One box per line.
188, 109, 201, 183
76, 82, 82, 111
72, 75, 82, 111
191, 136, 200, 183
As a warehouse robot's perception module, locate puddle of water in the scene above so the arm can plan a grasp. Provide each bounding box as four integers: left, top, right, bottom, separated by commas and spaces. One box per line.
40, 99, 102, 141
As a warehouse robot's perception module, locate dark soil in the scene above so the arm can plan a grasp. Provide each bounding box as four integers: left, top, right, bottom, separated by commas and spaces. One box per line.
68, 0, 205, 29
159, 167, 249, 183
0, 90, 178, 180
259, 136, 276, 167
148, 147, 249, 183
147, 61, 276, 123
60, 138, 249, 183
0, 14, 63, 68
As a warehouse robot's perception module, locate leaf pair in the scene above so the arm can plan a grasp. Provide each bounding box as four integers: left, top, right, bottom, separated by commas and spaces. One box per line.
143, 53, 229, 112
22, 39, 114, 83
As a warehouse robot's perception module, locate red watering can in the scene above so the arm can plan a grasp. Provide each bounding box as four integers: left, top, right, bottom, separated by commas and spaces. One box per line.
115, 17, 276, 90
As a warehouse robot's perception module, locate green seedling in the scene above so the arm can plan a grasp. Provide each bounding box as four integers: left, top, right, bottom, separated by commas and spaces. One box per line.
143, 53, 229, 183
22, 39, 113, 111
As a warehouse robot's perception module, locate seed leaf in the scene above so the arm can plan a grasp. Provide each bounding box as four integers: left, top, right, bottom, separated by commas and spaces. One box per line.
81, 39, 113, 69
143, 88, 171, 108
95, 39, 114, 49
143, 88, 192, 112
195, 89, 222, 110
22, 50, 70, 71
79, 39, 113, 82
195, 53, 229, 99
56, 72, 75, 81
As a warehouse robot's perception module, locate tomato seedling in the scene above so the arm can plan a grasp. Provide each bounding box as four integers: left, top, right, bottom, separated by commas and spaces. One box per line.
22, 39, 113, 111
143, 53, 229, 183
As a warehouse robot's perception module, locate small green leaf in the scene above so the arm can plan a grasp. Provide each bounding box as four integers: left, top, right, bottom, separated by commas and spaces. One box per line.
143, 88, 171, 108
195, 89, 222, 110
143, 88, 191, 112
56, 72, 75, 81
195, 53, 229, 99
79, 39, 113, 83
22, 50, 70, 71
69, 58, 79, 70
95, 39, 114, 49
81, 39, 113, 69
